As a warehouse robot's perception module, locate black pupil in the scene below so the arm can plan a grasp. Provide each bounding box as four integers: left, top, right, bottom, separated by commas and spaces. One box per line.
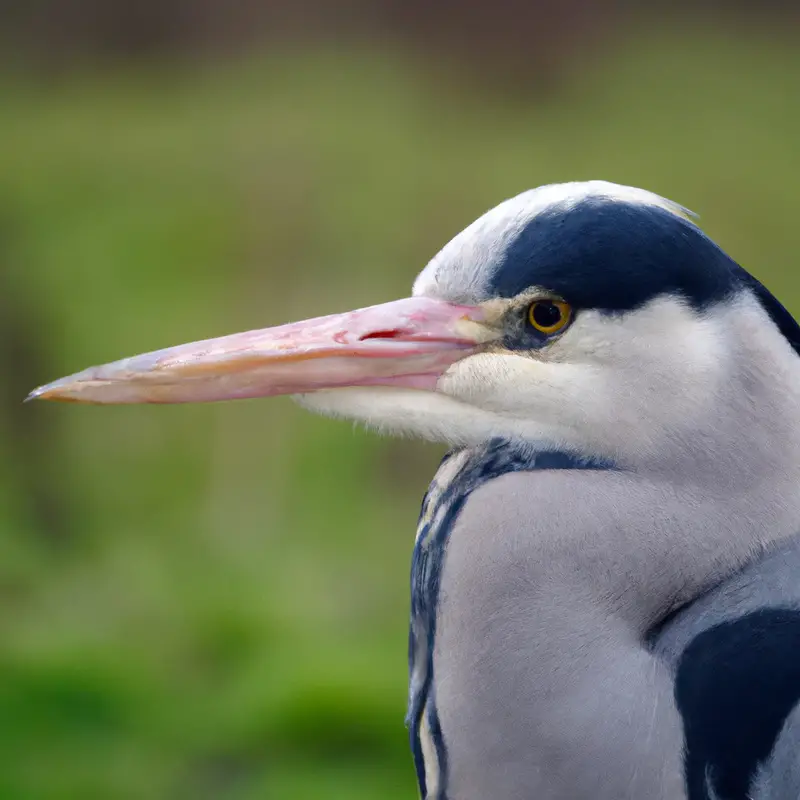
532, 302, 562, 329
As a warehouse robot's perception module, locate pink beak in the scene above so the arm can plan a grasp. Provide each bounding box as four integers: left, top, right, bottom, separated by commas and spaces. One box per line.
26, 297, 493, 404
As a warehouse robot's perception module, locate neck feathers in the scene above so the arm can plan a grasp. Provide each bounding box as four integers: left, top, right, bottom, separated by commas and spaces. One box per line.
408, 440, 614, 798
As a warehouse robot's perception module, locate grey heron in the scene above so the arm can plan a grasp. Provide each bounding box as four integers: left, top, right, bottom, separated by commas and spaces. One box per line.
29, 181, 800, 800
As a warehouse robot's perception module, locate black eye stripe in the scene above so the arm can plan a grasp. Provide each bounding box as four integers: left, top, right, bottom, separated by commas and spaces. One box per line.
489, 198, 733, 312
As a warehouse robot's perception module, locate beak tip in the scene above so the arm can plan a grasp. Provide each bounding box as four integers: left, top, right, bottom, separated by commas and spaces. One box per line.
25, 386, 46, 403
24, 380, 79, 404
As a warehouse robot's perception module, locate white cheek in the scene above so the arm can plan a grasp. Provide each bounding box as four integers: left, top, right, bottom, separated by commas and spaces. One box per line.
440, 353, 595, 426
440, 353, 551, 411
438, 298, 731, 461
294, 379, 585, 450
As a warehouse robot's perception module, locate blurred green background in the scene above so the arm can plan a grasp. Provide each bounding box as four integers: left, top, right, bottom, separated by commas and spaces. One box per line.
1, 3, 799, 798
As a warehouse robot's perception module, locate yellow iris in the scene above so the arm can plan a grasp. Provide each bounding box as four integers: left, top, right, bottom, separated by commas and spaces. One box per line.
527, 300, 572, 334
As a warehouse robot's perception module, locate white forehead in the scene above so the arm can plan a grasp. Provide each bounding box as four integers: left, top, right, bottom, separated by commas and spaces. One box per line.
412, 180, 691, 303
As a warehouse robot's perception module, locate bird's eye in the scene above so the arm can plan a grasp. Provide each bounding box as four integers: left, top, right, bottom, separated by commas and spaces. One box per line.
527, 300, 572, 334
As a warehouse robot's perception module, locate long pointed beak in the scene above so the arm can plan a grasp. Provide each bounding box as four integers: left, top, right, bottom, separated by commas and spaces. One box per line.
27, 297, 495, 404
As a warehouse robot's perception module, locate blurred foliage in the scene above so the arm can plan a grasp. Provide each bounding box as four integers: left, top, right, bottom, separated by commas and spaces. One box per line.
0, 24, 799, 799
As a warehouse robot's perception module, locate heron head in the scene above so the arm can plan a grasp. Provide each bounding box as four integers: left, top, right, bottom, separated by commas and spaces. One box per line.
29, 181, 800, 466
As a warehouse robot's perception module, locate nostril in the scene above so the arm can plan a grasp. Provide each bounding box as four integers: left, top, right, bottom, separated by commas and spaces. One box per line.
359, 329, 407, 341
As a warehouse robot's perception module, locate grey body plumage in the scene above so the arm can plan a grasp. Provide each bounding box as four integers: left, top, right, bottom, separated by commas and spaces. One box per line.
423, 453, 800, 800
32, 181, 800, 799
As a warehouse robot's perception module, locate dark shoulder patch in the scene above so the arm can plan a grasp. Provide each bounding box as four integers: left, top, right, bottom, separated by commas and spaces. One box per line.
675, 608, 800, 799
490, 198, 737, 312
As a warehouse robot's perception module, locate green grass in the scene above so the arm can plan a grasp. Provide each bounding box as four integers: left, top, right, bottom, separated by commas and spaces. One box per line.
1, 26, 799, 798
